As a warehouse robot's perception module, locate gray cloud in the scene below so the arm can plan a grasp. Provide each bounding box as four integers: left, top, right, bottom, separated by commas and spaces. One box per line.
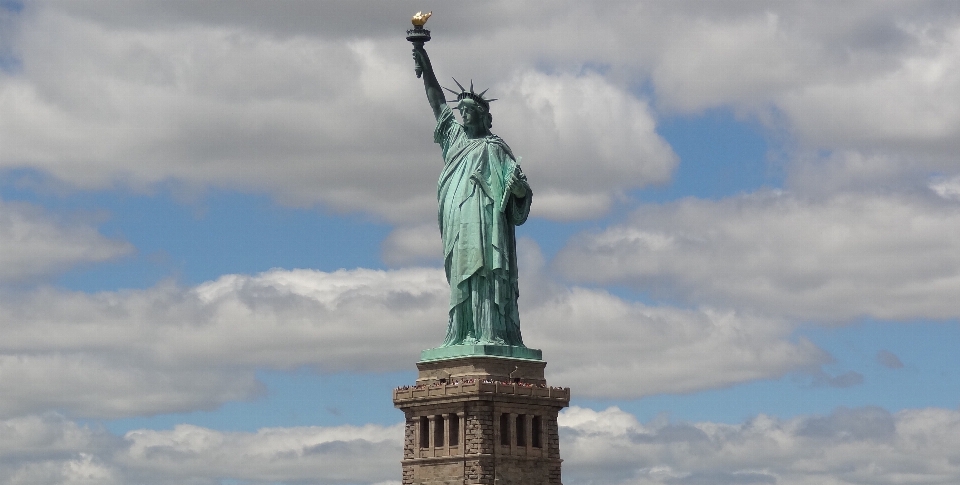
560, 405, 960, 485
523, 288, 827, 398
7, 405, 960, 484
0, 248, 830, 417
0, 268, 446, 418
381, 223, 442, 267
555, 190, 960, 322
8, 1, 957, 224
1, 2, 676, 223
876, 349, 905, 369
0, 200, 133, 284
0, 413, 401, 485
807, 370, 866, 389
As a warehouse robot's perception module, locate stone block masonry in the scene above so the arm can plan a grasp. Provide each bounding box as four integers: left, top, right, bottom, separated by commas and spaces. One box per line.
394, 356, 569, 485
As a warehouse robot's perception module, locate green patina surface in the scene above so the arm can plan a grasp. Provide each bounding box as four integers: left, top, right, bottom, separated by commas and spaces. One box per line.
411, 26, 540, 362
420, 344, 542, 362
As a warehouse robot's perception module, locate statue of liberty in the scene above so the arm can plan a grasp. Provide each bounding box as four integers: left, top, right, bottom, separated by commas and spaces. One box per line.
410, 17, 537, 359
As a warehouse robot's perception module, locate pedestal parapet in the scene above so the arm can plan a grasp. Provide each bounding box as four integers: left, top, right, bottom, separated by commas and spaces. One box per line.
415, 355, 548, 386
394, 356, 569, 485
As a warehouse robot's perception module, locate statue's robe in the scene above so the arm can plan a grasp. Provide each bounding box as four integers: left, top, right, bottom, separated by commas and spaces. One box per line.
434, 104, 531, 346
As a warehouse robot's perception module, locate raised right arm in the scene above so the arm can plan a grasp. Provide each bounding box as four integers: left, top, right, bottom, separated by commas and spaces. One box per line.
412, 45, 446, 120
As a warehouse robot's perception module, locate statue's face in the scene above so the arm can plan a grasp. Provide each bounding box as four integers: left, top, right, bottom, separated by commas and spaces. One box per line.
458, 102, 484, 129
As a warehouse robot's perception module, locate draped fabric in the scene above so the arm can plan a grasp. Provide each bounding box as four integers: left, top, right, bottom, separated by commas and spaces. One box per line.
434, 104, 531, 346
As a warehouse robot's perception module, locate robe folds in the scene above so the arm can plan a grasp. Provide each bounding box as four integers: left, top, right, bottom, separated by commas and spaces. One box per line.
434, 104, 531, 347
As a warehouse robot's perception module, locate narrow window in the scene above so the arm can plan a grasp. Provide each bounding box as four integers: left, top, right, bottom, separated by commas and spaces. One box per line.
532, 415, 542, 448
500, 413, 510, 446
419, 416, 429, 449
516, 414, 526, 447
434, 415, 444, 447
448, 413, 459, 447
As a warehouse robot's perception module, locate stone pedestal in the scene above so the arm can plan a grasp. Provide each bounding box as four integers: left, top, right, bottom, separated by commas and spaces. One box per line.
394, 356, 569, 485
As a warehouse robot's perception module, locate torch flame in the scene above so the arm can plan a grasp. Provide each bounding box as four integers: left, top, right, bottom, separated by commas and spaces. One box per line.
412, 11, 432, 26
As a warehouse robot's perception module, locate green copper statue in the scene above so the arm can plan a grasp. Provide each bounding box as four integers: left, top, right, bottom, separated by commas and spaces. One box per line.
410, 15, 538, 360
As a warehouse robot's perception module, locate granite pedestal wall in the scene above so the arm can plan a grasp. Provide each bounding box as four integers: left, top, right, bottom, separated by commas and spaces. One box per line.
394, 356, 570, 485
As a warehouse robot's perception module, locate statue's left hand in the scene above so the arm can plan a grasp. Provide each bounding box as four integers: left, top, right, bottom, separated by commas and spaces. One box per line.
511, 184, 528, 198
507, 172, 527, 197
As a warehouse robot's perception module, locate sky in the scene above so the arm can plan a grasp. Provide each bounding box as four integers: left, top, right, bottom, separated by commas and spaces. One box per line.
1, 1, 960, 484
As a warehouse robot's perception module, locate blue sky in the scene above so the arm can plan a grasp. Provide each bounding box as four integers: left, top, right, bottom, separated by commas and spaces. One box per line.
2, 1, 960, 484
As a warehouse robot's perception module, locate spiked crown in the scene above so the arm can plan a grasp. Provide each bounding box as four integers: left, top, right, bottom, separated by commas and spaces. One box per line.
444, 78, 497, 112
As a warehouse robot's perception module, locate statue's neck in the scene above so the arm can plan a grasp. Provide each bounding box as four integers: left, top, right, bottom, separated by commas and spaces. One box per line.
464, 126, 490, 139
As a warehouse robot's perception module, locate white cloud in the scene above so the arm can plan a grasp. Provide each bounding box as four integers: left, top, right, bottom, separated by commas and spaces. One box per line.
931, 174, 960, 201
556, 190, 960, 322
381, 223, 442, 267
559, 405, 960, 485
0, 414, 121, 485
0, 268, 447, 418
642, 2, 960, 164
6, 1, 959, 225
0, 247, 832, 417
527, 240, 825, 398
0, 3, 676, 223
118, 423, 402, 484
6, 406, 960, 485
6, 1, 960, 213
524, 287, 827, 398
0, 200, 132, 284
779, 22, 960, 157
0, 7, 439, 222
0, 414, 400, 485
495, 71, 678, 220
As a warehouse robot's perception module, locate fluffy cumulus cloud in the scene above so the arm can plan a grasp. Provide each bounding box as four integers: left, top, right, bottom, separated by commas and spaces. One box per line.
0, 268, 447, 418
523, 287, 826, 398
5, 406, 960, 485
559, 405, 960, 485
0, 414, 401, 485
556, 190, 960, 322
118, 423, 402, 484
4, 1, 958, 220
495, 71, 676, 219
0, 1, 676, 223
4, 1, 960, 218
0, 256, 828, 417
381, 223, 442, 267
640, 2, 960, 183
0, 200, 132, 284
0, 414, 120, 484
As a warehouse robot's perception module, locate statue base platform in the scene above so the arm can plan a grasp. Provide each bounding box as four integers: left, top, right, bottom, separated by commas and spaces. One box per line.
416, 353, 546, 386
420, 344, 542, 363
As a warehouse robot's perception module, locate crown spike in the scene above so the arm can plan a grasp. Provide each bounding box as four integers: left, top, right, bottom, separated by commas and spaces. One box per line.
447, 79, 497, 110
